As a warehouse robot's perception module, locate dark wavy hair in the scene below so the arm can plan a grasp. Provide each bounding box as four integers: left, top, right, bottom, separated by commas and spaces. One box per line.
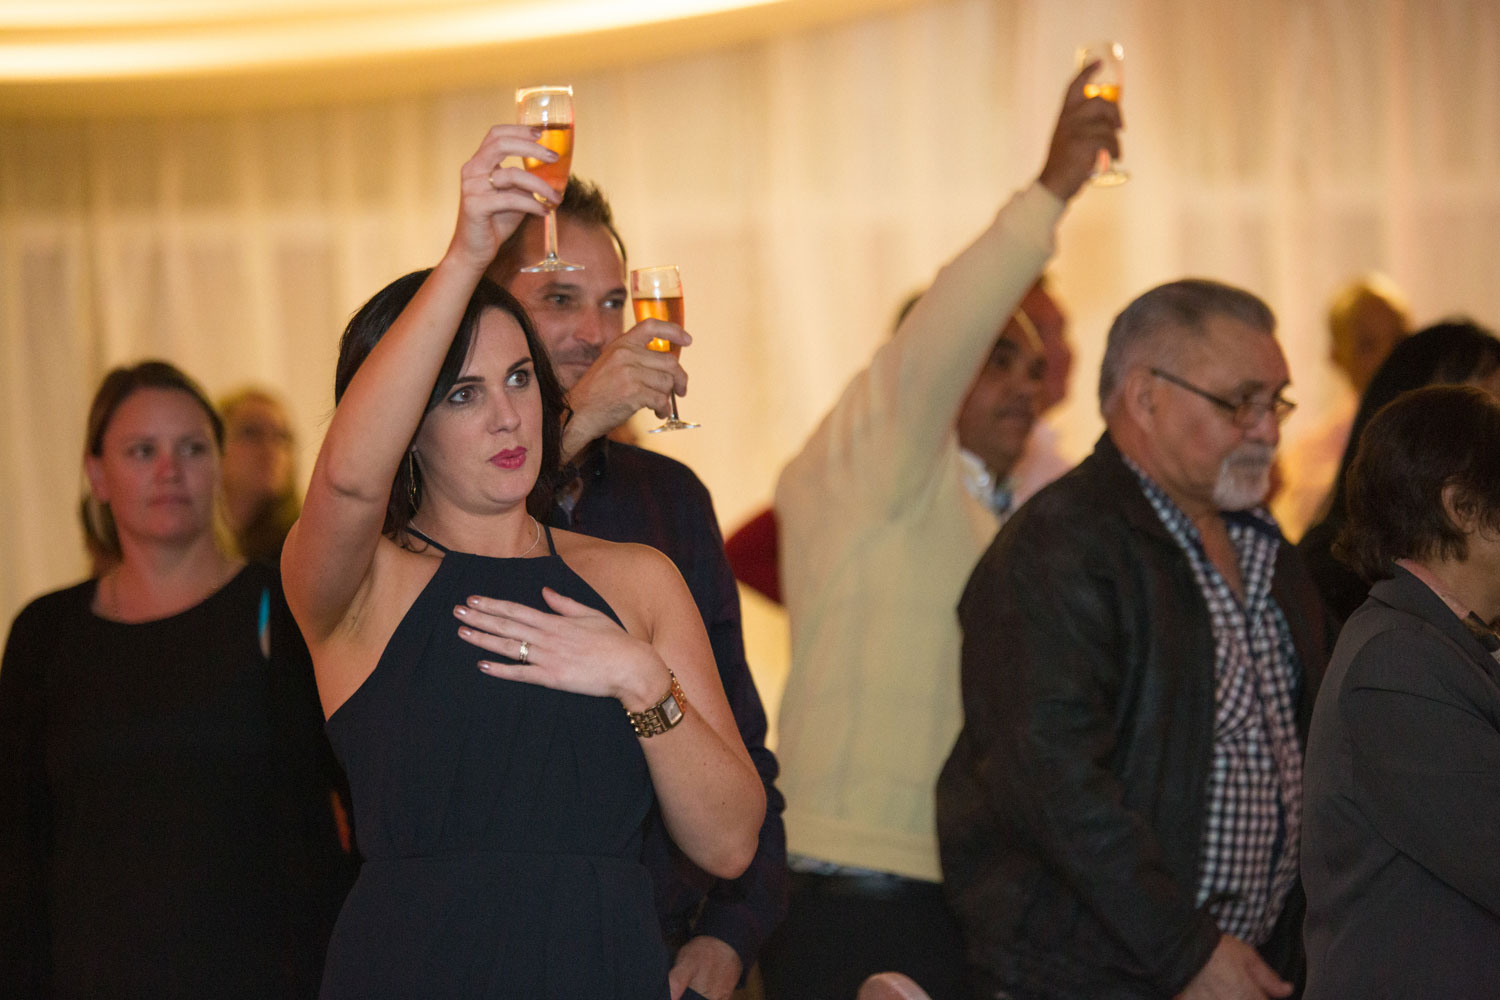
1335, 384, 1500, 581
333, 271, 566, 537
83, 359, 225, 562
1323, 320, 1500, 527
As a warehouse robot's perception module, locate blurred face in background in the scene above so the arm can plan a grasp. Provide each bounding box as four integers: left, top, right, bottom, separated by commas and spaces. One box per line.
221, 394, 295, 506
1023, 283, 1072, 414
1331, 294, 1409, 395
956, 317, 1047, 478
85, 388, 220, 550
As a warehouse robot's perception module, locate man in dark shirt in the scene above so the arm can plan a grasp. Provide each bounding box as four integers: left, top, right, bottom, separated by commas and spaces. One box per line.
486, 179, 788, 1000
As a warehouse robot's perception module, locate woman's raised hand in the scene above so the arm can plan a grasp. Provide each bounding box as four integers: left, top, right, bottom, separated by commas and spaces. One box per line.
454, 587, 673, 710
448, 125, 560, 272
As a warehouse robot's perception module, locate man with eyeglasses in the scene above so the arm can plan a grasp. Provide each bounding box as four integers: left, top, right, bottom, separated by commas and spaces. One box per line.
938, 279, 1333, 1000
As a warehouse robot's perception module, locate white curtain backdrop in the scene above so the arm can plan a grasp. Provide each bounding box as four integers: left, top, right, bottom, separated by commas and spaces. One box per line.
4, 0, 1499, 664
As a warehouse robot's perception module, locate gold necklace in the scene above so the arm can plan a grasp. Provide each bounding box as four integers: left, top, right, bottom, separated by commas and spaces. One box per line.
518, 516, 542, 557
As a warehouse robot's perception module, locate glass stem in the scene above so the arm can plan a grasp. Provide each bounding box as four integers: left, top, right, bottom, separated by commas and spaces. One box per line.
543, 206, 560, 261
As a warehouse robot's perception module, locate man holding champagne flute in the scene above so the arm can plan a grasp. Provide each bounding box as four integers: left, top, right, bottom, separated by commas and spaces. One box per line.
764, 63, 1121, 999
487, 180, 787, 1000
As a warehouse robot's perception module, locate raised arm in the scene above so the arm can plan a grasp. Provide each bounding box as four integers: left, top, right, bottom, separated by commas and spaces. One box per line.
282, 127, 556, 644
779, 64, 1117, 513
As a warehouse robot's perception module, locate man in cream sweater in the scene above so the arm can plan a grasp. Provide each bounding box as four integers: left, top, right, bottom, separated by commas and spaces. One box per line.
762, 66, 1121, 999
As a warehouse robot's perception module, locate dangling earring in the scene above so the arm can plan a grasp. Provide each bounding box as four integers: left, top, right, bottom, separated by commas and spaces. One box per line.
407, 451, 420, 511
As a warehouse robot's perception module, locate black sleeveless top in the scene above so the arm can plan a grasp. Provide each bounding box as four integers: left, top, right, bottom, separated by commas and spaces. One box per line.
320, 526, 668, 998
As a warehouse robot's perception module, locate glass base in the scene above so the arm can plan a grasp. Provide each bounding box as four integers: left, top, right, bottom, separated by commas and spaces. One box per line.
1091, 167, 1130, 187
649, 418, 700, 434
519, 255, 584, 273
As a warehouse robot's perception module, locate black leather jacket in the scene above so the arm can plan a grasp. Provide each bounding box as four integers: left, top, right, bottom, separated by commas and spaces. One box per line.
937, 434, 1331, 1000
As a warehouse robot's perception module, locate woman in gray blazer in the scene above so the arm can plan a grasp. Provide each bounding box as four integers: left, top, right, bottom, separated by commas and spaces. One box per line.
1302, 384, 1500, 999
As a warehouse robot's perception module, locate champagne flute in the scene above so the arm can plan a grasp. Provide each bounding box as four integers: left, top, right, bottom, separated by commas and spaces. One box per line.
630, 265, 699, 433
516, 85, 581, 272
1076, 41, 1129, 186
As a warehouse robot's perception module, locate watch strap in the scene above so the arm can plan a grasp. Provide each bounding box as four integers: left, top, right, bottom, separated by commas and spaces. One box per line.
627, 671, 687, 738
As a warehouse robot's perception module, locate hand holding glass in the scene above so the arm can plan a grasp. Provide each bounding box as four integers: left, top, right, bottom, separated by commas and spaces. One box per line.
1076, 41, 1128, 186
630, 266, 698, 433
516, 85, 580, 272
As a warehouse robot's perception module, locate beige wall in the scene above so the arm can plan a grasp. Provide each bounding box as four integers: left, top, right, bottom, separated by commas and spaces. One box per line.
5, 0, 1500, 643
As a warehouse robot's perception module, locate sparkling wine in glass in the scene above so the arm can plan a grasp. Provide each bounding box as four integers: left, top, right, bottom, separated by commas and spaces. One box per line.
516, 85, 581, 272
1076, 41, 1129, 186
630, 265, 698, 433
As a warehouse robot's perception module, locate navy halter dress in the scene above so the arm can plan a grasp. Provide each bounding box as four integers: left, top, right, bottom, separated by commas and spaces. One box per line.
320, 525, 669, 998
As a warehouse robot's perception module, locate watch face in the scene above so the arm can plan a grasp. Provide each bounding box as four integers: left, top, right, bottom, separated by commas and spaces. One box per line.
629, 674, 687, 737
663, 699, 684, 727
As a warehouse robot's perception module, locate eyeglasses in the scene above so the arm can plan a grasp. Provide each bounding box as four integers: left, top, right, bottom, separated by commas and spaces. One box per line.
1149, 368, 1296, 429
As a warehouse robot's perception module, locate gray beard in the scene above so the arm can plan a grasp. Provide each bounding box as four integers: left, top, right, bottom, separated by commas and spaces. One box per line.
1212, 442, 1275, 511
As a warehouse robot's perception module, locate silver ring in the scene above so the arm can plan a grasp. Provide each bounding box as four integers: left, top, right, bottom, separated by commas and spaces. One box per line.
516, 640, 530, 664
488, 167, 501, 190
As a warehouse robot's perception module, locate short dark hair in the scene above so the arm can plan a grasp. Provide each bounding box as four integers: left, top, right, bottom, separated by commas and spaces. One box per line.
83, 359, 224, 561
334, 271, 566, 536
1323, 319, 1500, 528
488, 176, 627, 284
1099, 278, 1276, 409
1335, 384, 1500, 582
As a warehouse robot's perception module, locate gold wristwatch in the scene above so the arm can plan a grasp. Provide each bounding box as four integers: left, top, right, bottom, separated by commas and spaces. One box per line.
627, 671, 687, 738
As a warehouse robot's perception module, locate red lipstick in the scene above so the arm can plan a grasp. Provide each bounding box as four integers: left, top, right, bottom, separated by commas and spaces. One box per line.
490, 448, 527, 470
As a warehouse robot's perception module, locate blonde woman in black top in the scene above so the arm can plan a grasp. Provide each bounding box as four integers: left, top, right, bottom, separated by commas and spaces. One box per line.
0, 360, 350, 998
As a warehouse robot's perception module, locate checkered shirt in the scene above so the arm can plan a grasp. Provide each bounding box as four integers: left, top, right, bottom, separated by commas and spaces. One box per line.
1128, 463, 1304, 946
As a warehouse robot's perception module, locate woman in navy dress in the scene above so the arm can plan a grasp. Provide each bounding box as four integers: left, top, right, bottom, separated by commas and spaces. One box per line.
280, 125, 764, 999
